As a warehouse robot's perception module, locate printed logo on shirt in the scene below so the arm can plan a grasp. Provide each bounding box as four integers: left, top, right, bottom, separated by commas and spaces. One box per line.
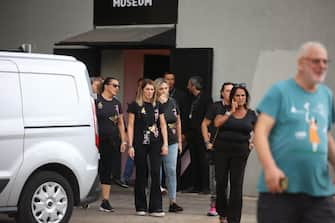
154, 108, 159, 121
115, 104, 120, 116
141, 107, 146, 115
109, 115, 118, 125
172, 108, 177, 117
168, 123, 176, 135
291, 102, 325, 152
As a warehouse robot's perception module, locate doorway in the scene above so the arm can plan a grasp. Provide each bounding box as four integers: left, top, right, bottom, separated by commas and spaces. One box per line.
143, 55, 170, 80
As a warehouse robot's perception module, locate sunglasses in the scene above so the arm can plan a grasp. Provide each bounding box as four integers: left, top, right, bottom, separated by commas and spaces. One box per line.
234, 83, 247, 88
305, 58, 330, 65
109, 83, 120, 88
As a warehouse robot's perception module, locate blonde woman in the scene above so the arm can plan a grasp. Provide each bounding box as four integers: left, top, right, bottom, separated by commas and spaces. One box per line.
127, 78, 168, 217
155, 78, 183, 212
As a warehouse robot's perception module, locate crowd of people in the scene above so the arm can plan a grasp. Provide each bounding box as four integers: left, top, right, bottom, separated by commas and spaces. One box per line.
91, 41, 335, 223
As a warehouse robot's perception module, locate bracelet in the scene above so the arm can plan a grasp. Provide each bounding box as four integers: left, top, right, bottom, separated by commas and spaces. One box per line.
163, 144, 168, 148
122, 142, 127, 145
128, 145, 134, 149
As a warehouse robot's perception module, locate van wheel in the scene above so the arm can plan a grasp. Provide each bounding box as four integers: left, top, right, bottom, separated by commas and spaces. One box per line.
16, 171, 74, 223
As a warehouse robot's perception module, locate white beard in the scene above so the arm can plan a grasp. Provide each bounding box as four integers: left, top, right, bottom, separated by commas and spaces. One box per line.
303, 64, 327, 84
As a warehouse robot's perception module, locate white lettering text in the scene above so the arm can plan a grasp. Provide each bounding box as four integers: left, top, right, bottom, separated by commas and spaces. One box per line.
112, 0, 152, 8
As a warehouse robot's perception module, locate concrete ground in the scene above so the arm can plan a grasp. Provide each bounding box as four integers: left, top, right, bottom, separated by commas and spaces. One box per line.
0, 186, 257, 223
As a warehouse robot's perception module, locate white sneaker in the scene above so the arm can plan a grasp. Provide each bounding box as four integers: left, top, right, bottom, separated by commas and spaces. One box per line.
136, 211, 146, 216
149, 212, 165, 217
160, 187, 168, 195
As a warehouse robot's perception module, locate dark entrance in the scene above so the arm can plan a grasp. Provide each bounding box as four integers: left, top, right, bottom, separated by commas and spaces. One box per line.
170, 48, 213, 94
54, 48, 101, 77
143, 55, 170, 80
169, 48, 214, 190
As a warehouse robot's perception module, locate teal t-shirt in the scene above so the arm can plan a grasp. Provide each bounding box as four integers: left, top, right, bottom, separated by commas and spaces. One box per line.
257, 78, 335, 196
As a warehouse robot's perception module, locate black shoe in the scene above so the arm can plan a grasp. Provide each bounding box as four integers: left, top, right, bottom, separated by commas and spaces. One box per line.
99, 200, 114, 212
113, 178, 129, 188
169, 203, 183, 212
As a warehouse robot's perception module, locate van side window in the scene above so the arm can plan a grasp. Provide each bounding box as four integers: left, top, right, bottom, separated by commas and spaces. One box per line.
20, 73, 79, 123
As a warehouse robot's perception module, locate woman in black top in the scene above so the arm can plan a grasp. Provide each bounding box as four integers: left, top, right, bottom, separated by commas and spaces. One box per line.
213, 85, 257, 223
127, 79, 168, 217
201, 82, 234, 216
95, 77, 127, 212
155, 78, 183, 212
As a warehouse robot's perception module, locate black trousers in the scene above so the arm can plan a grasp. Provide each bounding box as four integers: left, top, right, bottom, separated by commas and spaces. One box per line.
188, 129, 209, 191
215, 141, 249, 223
258, 193, 335, 223
134, 141, 162, 212
98, 138, 121, 185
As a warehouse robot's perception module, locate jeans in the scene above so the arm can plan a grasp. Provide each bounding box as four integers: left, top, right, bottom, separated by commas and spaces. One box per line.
123, 156, 134, 182
162, 143, 178, 201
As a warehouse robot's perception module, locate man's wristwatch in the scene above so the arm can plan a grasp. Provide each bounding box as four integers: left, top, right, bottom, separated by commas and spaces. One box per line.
225, 111, 232, 117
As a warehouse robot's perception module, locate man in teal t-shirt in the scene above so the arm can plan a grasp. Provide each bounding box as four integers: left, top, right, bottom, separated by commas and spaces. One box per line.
254, 42, 335, 223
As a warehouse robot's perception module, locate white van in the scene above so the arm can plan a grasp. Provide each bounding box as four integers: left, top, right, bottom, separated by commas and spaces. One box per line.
0, 52, 100, 223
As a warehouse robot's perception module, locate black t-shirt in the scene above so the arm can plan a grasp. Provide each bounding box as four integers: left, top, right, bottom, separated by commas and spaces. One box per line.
205, 101, 228, 142
161, 98, 180, 145
205, 101, 228, 120
189, 92, 213, 130
127, 101, 163, 145
217, 109, 257, 143
95, 95, 122, 141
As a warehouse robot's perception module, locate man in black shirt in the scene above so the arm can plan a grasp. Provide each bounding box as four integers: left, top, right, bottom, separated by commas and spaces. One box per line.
164, 72, 189, 134
185, 76, 213, 193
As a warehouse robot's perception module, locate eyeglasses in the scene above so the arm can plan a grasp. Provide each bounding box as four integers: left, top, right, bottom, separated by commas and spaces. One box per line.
305, 58, 330, 65
109, 83, 120, 88
234, 83, 247, 88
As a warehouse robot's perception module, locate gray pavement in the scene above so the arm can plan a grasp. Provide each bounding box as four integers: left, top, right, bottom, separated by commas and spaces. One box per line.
0, 186, 257, 223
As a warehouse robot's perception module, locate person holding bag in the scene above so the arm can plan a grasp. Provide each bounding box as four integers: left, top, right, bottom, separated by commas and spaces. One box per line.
201, 82, 234, 217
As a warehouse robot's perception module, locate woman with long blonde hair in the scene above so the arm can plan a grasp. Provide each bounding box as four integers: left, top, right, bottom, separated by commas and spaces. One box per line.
155, 78, 183, 212
127, 78, 168, 217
